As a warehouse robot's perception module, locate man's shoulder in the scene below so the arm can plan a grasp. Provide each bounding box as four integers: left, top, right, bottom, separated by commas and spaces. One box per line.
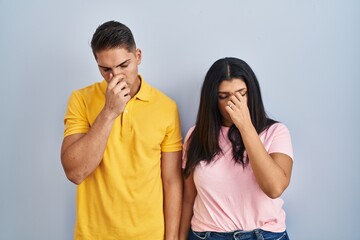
151, 87, 177, 108
149, 83, 175, 100
141, 78, 176, 105
72, 80, 106, 97
151, 86, 173, 100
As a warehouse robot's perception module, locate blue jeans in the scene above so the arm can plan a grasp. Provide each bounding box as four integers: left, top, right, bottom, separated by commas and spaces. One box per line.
188, 229, 289, 240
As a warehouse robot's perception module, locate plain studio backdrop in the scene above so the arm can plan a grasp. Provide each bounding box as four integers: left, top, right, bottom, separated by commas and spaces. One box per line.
0, 1, 359, 239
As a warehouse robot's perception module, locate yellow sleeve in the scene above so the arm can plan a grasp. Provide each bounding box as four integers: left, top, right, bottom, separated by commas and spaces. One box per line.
161, 103, 183, 152
63, 91, 90, 137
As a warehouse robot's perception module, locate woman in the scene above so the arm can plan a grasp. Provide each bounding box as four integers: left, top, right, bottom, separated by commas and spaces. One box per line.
180, 57, 293, 240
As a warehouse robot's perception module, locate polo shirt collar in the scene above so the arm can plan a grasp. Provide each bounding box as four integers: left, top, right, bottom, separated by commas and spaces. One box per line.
134, 74, 151, 101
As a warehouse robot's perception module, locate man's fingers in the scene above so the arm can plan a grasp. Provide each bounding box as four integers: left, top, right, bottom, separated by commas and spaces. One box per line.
108, 74, 126, 89
122, 88, 131, 97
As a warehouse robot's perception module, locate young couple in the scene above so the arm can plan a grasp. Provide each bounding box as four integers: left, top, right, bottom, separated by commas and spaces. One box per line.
61, 20, 293, 240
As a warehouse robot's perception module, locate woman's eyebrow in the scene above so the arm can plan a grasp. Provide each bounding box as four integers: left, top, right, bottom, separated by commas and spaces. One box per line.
217, 88, 246, 94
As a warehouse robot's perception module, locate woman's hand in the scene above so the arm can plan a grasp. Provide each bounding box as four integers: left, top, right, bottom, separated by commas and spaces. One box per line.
225, 92, 252, 131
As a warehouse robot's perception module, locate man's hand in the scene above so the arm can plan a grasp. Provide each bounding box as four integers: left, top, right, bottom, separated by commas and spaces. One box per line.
103, 73, 131, 120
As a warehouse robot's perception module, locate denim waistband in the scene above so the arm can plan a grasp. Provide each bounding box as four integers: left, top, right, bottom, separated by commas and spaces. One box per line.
190, 228, 288, 240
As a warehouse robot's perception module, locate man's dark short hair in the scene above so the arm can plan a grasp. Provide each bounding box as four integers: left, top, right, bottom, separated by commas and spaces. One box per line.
91, 20, 136, 59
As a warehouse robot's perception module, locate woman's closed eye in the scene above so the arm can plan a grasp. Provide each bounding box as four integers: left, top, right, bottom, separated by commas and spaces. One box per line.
218, 94, 229, 100
239, 91, 247, 96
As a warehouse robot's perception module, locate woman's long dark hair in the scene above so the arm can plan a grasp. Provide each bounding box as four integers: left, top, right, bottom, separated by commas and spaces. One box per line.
183, 57, 276, 177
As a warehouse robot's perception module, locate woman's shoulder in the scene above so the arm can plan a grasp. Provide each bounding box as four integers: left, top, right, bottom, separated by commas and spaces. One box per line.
184, 126, 196, 143
263, 122, 290, 135
259, 122, 292, 142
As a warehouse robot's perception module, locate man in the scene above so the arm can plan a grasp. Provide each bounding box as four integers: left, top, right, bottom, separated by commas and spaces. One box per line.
61, 20, 183, 239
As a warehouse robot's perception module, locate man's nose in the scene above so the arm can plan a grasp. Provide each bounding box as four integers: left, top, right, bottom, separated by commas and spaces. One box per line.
112, 68, 124, 76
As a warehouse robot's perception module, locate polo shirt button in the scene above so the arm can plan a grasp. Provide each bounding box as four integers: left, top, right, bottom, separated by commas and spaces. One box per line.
124, 109, 128, 114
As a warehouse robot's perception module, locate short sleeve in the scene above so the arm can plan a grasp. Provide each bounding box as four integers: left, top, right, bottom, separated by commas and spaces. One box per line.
182, 127, 195, 169
261, 123, 294, 161
160, 103, 183, 153
63, 91, 90, 137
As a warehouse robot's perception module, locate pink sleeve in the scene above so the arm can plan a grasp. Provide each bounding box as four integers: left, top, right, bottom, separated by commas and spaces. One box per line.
182, 126, 195, 169
262, 123, 294, 160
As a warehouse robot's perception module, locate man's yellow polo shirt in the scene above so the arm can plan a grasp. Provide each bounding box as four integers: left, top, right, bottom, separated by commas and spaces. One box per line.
64, 75, 182, 240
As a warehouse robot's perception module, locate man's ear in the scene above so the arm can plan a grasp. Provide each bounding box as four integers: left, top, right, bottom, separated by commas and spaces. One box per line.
136, 48, 142, 65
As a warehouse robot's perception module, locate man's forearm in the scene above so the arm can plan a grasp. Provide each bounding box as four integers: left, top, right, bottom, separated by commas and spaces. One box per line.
61, 110, 116, 184
163, 180, 182, 240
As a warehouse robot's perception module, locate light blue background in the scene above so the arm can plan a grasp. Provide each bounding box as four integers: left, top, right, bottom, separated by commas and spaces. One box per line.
0, 1, 359, 239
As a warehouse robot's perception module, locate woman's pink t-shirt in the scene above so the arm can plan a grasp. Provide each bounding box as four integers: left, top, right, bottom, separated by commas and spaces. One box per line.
182, 123, 294, 232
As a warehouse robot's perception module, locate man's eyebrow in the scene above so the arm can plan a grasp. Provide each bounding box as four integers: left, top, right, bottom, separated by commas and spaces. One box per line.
98, 59, 131, 69
98, 65, 109, 69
